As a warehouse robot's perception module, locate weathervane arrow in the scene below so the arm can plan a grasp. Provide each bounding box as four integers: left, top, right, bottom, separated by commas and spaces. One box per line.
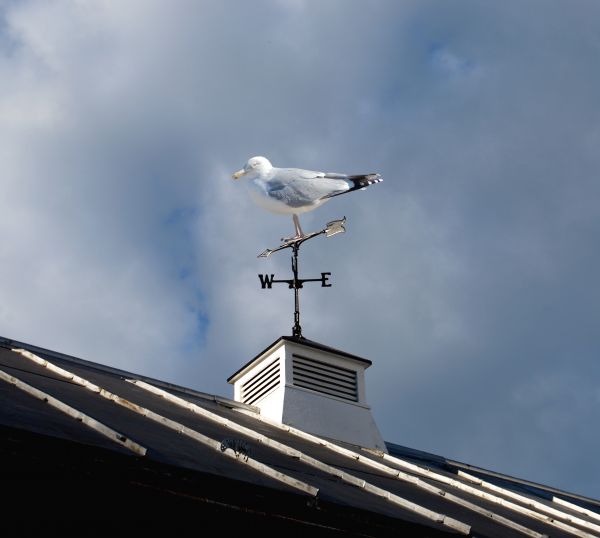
258, 217, 346, 258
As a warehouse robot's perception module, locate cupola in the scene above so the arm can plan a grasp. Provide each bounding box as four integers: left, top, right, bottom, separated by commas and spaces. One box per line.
228, 335, 386, 452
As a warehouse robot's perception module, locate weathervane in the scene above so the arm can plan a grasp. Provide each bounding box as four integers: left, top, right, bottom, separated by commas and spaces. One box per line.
257, 217, 346, 338
232, 155, 382, 338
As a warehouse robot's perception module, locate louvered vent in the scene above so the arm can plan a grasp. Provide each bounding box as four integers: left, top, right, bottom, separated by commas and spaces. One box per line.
241, 359, 280, 405
292, 354, 358, 402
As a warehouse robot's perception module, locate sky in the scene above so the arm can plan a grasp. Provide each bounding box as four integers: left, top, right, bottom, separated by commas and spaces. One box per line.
1, 0, 599, 500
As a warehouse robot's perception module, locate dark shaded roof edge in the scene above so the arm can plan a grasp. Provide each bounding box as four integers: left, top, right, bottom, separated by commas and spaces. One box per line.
0, 335, 256, 413
2, 424, 455, 537
227, 335, 372, 383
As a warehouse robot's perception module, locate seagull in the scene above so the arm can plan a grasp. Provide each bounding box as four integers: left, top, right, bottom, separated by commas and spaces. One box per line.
232, 156, 382, 240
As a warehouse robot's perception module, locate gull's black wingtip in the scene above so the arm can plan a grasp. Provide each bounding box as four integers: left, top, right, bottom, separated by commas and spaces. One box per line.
347, 173, 383, 190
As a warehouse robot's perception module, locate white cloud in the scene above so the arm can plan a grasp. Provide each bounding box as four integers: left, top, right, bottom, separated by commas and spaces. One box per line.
430, 45, 473, 76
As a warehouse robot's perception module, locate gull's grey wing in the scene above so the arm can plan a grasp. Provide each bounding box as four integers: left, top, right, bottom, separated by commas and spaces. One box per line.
264, 167, 350, 207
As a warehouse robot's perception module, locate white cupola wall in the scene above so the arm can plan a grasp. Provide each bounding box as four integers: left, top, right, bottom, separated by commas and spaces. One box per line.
228, 336, 387, 452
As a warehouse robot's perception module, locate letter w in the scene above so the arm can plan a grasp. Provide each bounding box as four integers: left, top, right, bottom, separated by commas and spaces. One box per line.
258, 274, 275, 289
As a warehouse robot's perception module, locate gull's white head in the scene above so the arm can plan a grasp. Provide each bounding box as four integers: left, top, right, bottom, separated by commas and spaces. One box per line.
232, 156, 272, 180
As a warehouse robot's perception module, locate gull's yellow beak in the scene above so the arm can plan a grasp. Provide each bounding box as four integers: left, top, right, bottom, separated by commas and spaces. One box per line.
232, 169, 245, 180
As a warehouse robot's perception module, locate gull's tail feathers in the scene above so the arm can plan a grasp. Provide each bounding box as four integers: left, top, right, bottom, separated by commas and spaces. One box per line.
325, 173, 382, 198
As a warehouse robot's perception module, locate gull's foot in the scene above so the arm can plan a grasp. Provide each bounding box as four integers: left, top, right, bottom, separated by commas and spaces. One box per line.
280, 234, 304, 243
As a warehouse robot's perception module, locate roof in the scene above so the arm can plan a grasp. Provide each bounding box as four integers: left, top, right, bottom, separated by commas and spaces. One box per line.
1, 335, 599, 537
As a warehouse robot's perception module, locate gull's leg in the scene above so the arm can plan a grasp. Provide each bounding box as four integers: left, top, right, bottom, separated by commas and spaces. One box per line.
281, 214, 305, 242
293, 214, 304, 239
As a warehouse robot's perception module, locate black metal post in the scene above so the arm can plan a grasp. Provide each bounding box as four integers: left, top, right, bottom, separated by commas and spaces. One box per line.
291, 243, 302, 337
